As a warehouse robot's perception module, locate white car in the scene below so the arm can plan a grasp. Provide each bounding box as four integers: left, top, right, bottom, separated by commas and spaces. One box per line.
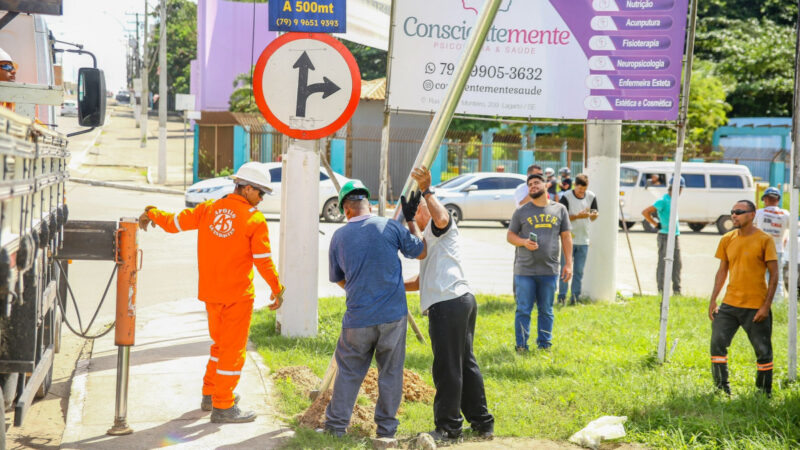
60, 99, 78, 116
434, 172, 527, 225
185, 162, 353, 222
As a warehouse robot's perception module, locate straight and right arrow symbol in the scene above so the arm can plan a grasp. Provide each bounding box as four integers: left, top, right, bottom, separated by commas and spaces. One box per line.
293, 51, 341, 118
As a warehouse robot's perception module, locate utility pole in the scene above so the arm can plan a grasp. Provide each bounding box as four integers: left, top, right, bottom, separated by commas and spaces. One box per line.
140, 0, 149, 147
786, 0, 800, 381
377, 0, 398, 217
157, 0, 167, 184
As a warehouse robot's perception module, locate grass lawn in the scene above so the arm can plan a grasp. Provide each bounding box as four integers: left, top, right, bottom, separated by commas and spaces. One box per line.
250, 294, 800, 449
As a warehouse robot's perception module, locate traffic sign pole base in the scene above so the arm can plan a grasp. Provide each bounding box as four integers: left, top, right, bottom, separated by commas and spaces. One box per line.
107, 419, 133, 436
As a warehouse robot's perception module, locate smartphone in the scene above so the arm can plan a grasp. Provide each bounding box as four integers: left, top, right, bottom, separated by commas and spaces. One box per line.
529, 232, 538, 243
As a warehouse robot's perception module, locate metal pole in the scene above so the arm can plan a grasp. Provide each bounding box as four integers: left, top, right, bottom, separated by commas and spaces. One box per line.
157, 0, 168, 184
787, 0, 800, 381
658, 0, 698, 362
107, 346, 132, 435
378, 0, 398, 217
107, 218, 139, 435
140, 0, 148, 147
619, 199, 643, 296
391, 0, 504, 219
183, 112, 187, 190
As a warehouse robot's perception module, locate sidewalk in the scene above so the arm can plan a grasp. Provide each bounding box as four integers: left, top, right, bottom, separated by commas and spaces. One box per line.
69, 106, 193, 190
60, 297, 294, 449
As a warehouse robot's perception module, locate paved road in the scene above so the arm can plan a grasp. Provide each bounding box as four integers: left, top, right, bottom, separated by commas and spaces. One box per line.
62, 184, 724, 337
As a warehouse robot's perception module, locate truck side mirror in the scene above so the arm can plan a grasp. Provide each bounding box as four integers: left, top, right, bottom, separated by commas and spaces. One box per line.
77, 68, 106, 127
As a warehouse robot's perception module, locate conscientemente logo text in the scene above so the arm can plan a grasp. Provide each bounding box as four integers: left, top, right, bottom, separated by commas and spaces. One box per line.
403, 17, 572, 45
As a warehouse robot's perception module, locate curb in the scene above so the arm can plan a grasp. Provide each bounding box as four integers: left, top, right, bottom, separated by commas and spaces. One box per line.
60, 339, 94, 448
69, 178, 184, 195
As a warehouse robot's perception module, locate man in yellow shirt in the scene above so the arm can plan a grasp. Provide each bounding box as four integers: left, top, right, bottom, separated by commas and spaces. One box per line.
709, 200, 778, 396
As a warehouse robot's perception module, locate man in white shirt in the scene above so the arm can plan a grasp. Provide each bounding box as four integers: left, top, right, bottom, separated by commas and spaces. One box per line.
404, 166, 494, 443
557, 174, 598, 305
514, 164, 543, 208
754, 187, 789, 301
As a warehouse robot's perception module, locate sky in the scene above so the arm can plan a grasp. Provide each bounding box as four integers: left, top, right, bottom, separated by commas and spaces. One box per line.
45, 0, 196, 93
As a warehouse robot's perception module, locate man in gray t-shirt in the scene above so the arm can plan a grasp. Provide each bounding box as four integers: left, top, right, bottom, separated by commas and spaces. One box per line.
403, 166, 494, 442
507, 173, 572, 351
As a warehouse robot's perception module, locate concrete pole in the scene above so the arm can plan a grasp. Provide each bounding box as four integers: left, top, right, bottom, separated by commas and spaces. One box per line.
787, 0, 800, 381
277, 139, 320, 337
157, 0, 168, 184
582, 121, 621, 302
377, 0, 398, 217
140, 0, 148, 147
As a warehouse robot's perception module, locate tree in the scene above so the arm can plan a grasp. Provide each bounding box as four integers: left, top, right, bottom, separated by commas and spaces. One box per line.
696, 17, 795, 117
342, 41, 387, 81
229, 69, 259, 113
147, 0, 197, 108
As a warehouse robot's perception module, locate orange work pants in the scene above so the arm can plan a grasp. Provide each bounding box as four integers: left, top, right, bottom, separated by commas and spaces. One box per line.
202, 299, 253, 409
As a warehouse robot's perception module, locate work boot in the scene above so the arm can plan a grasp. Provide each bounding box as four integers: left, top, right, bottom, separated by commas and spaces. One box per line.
202, 393, 240, 412
756, 369, 773, 398
210, 405, 256, 423
426, 428, 459, 443
712, 363, 731, 395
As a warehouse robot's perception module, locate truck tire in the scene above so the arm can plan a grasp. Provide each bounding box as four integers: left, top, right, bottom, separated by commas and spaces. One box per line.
34, 364, 53, 400
1, 373, 18, 412
688, 222, 706, 232
716, 215, 734, 235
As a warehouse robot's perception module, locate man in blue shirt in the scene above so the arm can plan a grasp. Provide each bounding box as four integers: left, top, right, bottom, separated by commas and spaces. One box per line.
642, 176, 684, 295
325, 181, 426, 439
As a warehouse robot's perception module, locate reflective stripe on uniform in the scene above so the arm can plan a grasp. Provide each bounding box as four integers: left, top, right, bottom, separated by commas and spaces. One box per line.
253, 253, 271, 259
174, 215, 183, 232
757, 362, 773, 371
216, 369, 242, 376
209, 356, 219, 362
711, 356, 727, 363
249, 207, 256, 213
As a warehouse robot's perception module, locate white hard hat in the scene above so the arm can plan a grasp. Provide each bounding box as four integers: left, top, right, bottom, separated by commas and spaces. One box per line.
544, 167, 555, 175
230, 162, 272, 193
0, 47, 12, 62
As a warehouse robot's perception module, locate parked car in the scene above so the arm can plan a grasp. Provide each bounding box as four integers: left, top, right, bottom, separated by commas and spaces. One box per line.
60, 99, 78, 116
115, 91, 131, 103
618, 161, 755, 234
185, 162, 353, 222
434, 172, 527, 225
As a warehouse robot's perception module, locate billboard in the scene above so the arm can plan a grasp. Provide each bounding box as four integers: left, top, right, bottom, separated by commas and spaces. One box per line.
387, 0, 689, 121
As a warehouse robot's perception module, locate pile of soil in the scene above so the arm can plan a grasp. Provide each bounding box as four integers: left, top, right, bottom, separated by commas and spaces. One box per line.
361, 368, 435, 403
291, 366, 434, 436
298, 389, 377, 435
272, 366, 321, 396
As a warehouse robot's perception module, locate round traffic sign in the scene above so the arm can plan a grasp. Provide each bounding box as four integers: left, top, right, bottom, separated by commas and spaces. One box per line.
253, 33, 361, 140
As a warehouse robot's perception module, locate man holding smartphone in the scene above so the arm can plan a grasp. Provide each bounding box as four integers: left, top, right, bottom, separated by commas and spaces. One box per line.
507, 173, 573, 352
558, 174, 598, 305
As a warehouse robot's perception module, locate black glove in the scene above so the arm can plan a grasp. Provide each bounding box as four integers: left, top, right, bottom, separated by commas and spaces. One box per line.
400, 190, 422, 222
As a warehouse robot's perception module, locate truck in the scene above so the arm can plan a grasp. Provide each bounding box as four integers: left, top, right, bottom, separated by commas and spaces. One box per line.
0, 3, 106, 445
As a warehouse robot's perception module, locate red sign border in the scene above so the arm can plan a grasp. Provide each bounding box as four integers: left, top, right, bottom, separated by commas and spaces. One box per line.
253, 33, 361, 140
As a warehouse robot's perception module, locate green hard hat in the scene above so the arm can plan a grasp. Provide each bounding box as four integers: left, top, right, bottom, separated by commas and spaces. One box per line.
338, 180, 371, 213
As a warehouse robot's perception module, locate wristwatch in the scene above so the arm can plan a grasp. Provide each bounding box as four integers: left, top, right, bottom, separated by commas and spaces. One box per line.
422, 188, 435, 197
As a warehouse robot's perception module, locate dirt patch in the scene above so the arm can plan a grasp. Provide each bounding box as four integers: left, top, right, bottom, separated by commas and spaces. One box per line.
287, 366, 434, 437
298, 389, 377, 436
361, 368, 435, 403
272, 366, 321, 396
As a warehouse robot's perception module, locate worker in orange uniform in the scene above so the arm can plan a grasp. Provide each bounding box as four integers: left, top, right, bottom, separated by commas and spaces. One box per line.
138, 162, 285, 423
0, 47, 18, 112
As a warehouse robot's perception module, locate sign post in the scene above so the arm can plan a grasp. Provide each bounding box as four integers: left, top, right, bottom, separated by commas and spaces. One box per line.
253, 33, 361, 337
175, 94, 196, 191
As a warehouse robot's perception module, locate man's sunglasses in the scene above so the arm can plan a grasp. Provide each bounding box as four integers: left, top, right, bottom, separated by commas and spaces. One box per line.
731, 209, 754, 215
0, 62, 17, 72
